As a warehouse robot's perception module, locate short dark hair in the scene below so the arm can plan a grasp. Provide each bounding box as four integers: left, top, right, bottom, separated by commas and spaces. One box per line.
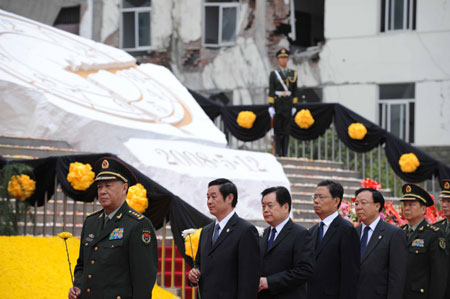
355, 188, 385, 212
261, 186, 292, 212
317, 180, 344, 208
208, 178, 238, 207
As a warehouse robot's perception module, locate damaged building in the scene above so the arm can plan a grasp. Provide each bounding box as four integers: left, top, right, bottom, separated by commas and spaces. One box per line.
2, 0, 450, 158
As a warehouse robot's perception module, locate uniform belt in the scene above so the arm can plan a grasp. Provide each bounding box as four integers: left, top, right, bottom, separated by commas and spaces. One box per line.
275, 91, 292, 96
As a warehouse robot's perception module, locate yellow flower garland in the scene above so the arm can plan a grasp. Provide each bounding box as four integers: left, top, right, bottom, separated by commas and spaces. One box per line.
67, 162, 95, 191
7, 174, 36, 201
236, 111, 257, 129
348, 123, 367, 140
294, 109, 315, 129
399, 153, 420, 173
126, 183, 149, 213
185, 228, 202, 259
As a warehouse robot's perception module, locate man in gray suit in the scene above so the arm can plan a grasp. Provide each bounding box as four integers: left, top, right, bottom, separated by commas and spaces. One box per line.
355, 187, 407, 299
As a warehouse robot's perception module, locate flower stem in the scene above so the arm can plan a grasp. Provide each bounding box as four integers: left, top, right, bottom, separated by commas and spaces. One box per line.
64, 239, 74, 285
188, 235, 201, 299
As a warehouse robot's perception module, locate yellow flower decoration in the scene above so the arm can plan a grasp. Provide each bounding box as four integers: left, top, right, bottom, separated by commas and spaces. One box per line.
126, 183, 149, 213
184, 228, 202, 259
67, 162, 95, 191
399, 153, 420, 173
294, 109, 315, 129
348, 123, 367, 140
8, 174, 36, 201
236, 111, 257, 129
58, 232, 73, 240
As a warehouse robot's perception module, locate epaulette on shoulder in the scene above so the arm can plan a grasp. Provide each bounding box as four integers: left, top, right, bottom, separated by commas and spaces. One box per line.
127, 209, 145, 221
426, 223, 440, 232
86, 209, 103, 218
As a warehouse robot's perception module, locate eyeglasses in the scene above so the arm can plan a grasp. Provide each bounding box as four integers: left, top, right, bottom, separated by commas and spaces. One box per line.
312, 195, 331, 201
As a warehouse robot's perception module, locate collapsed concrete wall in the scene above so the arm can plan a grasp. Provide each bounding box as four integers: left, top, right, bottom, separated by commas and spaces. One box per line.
97, 0, 321, 105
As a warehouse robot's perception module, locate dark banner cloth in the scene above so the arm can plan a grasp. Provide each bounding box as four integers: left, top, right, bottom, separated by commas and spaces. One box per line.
333, 104, 387, 153
169, 196, 213, 267
384, 133, 441, 183
0, 156, 6, 169
290, 103, 335, 140
23, 157, 57, 207
221, 105, 271, 142
188, 89, 223, 121
56, 154, 106, 203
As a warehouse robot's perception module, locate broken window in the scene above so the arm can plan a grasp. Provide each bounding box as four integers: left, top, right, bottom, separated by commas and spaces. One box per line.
121, 0, 151, 50
381, 0, 416, 32
289, 0, 324, 52
203, 0, 239, 47
379, 83, 415, 143
53, 5, 80, 35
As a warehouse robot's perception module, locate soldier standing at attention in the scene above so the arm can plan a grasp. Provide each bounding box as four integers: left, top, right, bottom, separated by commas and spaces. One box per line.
68, 157, 158, 299
434, 179, 450, 299
400, 183, 448, 299
268, 48, 298, 157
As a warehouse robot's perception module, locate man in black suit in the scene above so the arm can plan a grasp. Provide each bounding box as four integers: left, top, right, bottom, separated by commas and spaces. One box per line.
354, 187, 407, 299
258, 186, 314, 299
188, 178, 260, 299
434, 179, 450, 299
307, 180, 360, 299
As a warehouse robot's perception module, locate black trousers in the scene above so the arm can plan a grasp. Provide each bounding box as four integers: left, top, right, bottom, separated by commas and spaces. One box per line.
274, 111, 291, 157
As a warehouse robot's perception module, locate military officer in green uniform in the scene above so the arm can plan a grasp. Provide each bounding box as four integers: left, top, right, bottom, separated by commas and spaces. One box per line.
400, 183, 448, 299
268, 48, 298, 157
69, 157, 158, 299
434, 179, 450, 299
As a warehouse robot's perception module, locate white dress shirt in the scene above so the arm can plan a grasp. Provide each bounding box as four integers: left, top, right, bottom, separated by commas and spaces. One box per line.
213, 210, 235, 241
321, 211, 339, 236
360, 215, 381, 246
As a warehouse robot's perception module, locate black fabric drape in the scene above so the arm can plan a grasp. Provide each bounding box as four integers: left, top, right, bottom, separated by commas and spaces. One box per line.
22, 157, 57, 207
221, 105, 271, 142
290, 103, 335, 140
384, 133, 441, 183
188, 89, 223, 121
333, 104, 387, 153
0, 156, 6, 169
56, 154, 106, 202
169, 196, 212, 267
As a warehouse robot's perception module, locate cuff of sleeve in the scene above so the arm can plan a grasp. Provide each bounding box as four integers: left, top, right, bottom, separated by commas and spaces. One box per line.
293, 97, 298, 104
268, 97, 275, 104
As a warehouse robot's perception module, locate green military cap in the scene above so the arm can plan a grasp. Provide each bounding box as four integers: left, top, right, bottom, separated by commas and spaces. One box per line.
276, 48, 290, 58
94, 156, 137, 185
400, 183, 434, 207
439, 179, 450, 199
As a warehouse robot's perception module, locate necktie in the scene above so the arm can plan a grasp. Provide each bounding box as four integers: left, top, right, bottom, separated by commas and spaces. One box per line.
360, 226, 371, 257
446, 220, 450, 233
101, 214, 109, 230
267, 227, 277, 250
406, 227, 414, 241
212, 224, 220, 245
316, 222, 325, 249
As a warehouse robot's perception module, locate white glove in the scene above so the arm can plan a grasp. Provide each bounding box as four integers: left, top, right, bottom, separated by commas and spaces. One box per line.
268, 107, 275, 119
291, 107, 297, 116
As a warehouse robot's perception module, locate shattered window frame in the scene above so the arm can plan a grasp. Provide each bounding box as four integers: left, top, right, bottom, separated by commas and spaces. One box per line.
120, 0, 152, 51
203, 1, 240, 47
381, 0, 416, 32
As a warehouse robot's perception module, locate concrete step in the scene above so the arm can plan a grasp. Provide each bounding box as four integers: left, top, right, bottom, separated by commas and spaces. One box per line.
0, 135, 72, 148
287, 174, 362, 187
277, 157, 344, 169
283, 164, 360, 178
0, 144, 90, 159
